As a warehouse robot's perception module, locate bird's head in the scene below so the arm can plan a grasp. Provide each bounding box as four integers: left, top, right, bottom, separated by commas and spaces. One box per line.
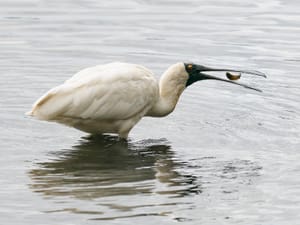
184, 63, 266, 92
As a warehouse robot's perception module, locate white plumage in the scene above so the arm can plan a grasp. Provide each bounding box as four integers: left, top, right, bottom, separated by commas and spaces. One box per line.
28, 62, 265, 138
28, 62, 188, 138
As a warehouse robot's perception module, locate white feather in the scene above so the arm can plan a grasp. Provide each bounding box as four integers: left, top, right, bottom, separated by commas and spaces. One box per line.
28, 62, 189, 138
29, 63, 158, 136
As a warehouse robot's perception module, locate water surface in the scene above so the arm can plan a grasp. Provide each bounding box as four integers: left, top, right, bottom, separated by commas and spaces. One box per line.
0, 0, 300, 224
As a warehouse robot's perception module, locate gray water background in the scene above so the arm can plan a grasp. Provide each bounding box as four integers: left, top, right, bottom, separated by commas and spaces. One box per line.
0, 0, 300, 224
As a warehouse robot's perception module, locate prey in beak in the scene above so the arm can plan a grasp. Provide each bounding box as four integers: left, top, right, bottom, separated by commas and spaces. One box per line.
184, 63, 267, 92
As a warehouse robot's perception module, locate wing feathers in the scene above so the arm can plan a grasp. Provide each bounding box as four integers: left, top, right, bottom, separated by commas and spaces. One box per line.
28, 63, 158, 123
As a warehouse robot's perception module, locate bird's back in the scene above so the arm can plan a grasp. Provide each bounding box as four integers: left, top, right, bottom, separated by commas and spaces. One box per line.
28, 62, 158, 135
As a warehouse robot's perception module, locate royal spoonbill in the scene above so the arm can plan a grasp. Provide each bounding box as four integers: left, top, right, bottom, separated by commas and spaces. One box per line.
27, 62, 266, 138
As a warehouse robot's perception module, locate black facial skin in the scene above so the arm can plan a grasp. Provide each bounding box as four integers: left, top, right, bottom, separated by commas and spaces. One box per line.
185, 64, 206, 86
184, 63, 266, 92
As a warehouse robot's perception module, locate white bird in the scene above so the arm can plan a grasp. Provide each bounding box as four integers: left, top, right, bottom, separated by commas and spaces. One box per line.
27, 62, 266, 138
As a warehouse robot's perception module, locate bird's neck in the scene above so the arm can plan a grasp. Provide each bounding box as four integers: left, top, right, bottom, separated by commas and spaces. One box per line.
146, 63, 188, 117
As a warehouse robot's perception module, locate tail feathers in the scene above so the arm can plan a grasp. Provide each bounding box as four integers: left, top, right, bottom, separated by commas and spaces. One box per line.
25, 110, 33, 116
26, 85, 71, 121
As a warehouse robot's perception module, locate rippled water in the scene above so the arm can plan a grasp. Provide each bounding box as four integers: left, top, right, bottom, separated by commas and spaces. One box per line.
1, 0, 300, 224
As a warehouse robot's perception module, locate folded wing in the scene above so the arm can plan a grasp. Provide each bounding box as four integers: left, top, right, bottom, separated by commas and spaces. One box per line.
28, 63, 158, 122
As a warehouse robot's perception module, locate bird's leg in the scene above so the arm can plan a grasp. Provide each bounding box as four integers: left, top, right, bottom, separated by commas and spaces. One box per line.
118, 132, 129, 140
117, 136, 129, 144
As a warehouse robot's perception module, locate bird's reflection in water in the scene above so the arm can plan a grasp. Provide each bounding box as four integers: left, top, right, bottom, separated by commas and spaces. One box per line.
29, 135, 262, 221
29, 135, 201, 201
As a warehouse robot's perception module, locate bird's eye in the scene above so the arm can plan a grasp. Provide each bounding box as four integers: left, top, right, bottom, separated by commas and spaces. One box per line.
187, 64, 193, 70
